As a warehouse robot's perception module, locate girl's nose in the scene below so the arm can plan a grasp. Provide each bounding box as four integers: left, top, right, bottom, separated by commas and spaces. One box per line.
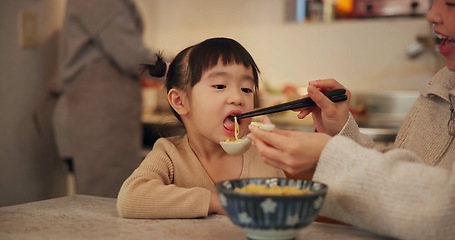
426, 1, 441, 24
227, 89, 244, 105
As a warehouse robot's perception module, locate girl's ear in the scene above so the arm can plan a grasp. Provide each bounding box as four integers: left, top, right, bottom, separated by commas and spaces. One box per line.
168, 88, 189, 116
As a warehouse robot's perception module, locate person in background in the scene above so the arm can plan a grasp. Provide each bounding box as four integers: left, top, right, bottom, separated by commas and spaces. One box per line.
247, 0, 455, 239
58, 0, 156, 197
116, 37, 286, 219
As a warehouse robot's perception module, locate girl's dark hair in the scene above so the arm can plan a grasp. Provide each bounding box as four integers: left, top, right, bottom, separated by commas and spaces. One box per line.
143, 37, 261, 123
142, 53, 167, 78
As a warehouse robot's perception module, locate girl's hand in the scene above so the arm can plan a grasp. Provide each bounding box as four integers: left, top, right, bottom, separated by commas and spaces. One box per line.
209, 192, 225, 215
247, 124, 331, 175
295, 79, 351, 136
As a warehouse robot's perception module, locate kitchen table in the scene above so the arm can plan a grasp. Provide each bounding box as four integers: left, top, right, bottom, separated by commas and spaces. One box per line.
0, 195, 388, 240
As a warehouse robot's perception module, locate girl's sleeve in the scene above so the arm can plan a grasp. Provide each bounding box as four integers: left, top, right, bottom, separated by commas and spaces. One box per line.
313, 135, 455, 240
116, 142, 211, 219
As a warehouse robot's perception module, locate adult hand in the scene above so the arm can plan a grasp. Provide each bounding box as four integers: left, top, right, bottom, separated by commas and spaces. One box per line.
295, 79, 351, 136
247, 123, 331, 175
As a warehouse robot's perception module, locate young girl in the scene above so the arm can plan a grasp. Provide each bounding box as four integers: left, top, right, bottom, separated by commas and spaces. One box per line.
116, 37, 285, 219
248, 0, 455, 239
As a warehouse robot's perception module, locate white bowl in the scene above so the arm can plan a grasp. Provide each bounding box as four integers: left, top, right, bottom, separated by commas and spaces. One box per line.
220, 136, 252, 155
220, 123, 275, 155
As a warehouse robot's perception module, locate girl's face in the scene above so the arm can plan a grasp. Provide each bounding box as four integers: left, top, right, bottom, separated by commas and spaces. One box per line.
427, 0, 455, 70
186, 62, 255, 144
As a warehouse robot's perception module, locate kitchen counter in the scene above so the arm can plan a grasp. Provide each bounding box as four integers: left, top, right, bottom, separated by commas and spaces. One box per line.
0, 195, 388, 240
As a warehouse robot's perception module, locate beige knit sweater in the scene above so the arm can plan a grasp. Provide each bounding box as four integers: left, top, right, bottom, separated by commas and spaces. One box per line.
117, 135, 285, 219
313, 67, 455, 240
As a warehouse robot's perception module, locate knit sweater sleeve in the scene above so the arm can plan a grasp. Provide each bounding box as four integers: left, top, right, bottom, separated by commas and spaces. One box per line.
313, 135, 455, 240
116, 138, 211, 219
338, 113, 375, 148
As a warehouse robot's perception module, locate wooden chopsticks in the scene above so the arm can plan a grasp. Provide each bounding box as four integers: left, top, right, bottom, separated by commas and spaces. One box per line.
231, 89, 347, 120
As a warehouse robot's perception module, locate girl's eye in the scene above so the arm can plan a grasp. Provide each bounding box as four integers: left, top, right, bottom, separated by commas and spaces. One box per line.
213, 85, 226, 90
242, 88, 253, 94
447, 1, 455, 7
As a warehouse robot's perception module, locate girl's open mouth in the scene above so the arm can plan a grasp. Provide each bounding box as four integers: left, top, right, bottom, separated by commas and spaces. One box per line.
223, 117, 235, 132
434, 32, 455, 57
223, 111, 242, 132
439, 38, 455, 57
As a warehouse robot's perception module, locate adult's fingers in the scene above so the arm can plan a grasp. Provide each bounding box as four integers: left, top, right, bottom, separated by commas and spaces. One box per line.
247, 128, 289, 144
307, 85, 338, 112
248, 125, 292, 151
250, 134, 303, 174
295, 107, 312, 119
308, 78, 346, 91
250, 132, 288, 162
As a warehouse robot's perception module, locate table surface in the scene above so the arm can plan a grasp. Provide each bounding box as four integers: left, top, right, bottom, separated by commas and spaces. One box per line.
0, 195, 388, 240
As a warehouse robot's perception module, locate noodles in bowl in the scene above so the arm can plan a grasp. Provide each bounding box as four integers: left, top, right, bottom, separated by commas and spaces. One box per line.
234, 183, 312, 196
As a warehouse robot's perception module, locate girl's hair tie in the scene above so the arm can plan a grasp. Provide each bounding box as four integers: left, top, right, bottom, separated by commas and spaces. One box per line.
141, 53, 167, 78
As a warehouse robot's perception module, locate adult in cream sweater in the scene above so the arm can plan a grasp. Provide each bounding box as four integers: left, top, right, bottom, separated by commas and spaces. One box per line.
249, 69, 455, 240
248, 1, 455, 238
314, 67, 455, 239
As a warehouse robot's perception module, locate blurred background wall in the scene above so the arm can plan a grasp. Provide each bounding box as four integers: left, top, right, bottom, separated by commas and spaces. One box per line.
0, 0, 67, 206
137, 0, 438, 92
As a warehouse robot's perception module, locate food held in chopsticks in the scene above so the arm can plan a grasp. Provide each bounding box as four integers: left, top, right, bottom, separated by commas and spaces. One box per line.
229, 89, 347, 120
225, 116, 241, 142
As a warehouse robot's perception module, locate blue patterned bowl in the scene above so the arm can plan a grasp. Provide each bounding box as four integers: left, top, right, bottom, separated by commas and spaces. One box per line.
215, 178, 327, 240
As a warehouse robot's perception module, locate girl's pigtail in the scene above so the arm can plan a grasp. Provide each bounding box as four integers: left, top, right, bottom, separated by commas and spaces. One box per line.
141, 53, 168, 78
